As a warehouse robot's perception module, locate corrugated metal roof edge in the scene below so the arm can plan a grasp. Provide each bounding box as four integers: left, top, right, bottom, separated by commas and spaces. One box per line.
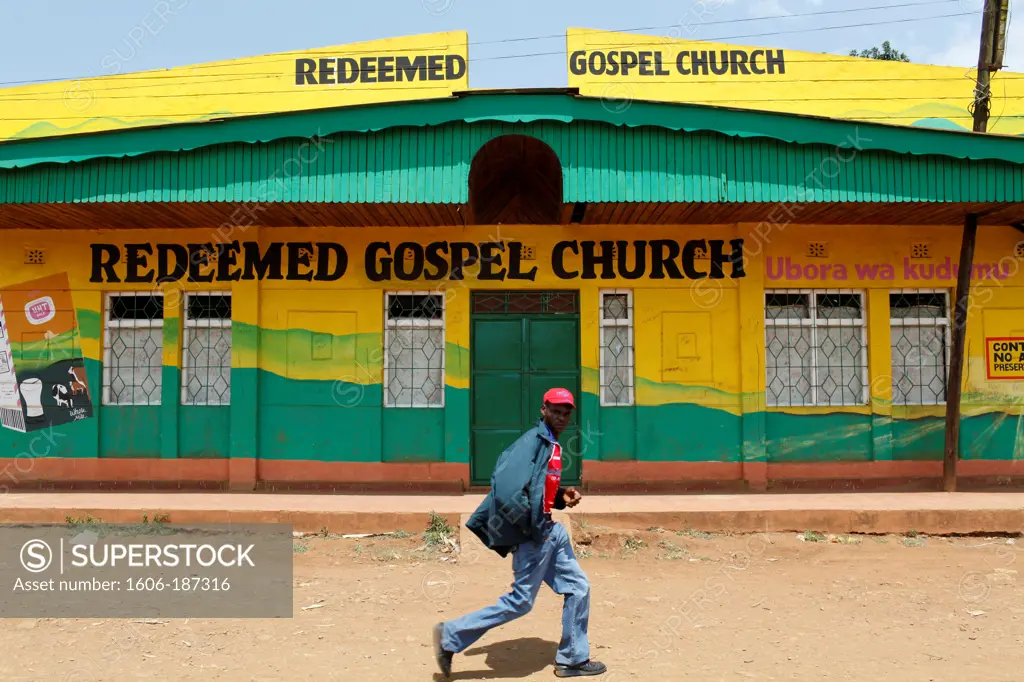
1, 90, 1023, 170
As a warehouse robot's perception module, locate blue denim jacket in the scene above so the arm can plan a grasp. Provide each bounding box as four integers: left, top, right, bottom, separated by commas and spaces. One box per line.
465, 419, 566, 557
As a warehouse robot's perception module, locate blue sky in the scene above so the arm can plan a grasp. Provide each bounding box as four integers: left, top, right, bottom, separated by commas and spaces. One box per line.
0, 0, 1019, 88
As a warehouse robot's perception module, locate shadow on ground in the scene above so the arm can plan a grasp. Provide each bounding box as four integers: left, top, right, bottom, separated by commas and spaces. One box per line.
433, 637, 558, 680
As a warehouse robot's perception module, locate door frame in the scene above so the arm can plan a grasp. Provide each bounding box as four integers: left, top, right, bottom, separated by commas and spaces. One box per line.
468, 290, 583, 487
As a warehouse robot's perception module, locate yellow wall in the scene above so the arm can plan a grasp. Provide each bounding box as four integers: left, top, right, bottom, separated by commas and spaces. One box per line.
0, 31, 469, 142
2, 222, 1021, 409
566, 28, 1024, 136
3, 222, 1022, 464
754, 223, 1024, 417
8, 25, 1019, 146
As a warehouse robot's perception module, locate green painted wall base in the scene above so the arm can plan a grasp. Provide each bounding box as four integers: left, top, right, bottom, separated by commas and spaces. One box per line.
0, 361, 1019, 467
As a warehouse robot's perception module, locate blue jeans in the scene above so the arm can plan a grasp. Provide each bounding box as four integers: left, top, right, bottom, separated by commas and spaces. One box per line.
441, 519, 591, 666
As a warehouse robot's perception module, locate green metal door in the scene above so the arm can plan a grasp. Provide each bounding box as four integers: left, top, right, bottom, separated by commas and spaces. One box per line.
470, 291, 582, 487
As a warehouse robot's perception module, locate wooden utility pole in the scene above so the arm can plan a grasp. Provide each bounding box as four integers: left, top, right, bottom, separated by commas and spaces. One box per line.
944, 214, 978, 491
943, 0, 1008, 492
971, 0, 1008, 132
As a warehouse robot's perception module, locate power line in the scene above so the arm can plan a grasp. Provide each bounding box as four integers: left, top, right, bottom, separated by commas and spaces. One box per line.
0, 14, 992, 104
474, 11, 979, 63
3, 71, 1020, 107
3, 59, 1002, 88
5, 67, 1011, 101
0, 1, 975, 88
3, 88, 1019, 110
462, 0, 967, 48
0, 112, 993, 123
7, 92, 1022, 123
0, 7, 999, 124
545, 0, 967, 39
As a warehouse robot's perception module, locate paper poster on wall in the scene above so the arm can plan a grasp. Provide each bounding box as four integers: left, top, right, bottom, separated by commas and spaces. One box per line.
0, 272, 93, 432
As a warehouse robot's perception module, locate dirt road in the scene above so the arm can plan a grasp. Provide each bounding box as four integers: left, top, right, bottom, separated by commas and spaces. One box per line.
2, 522, 1022, 681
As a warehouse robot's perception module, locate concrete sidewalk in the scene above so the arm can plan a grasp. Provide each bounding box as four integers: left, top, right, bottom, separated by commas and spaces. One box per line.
1, 491, 1023, 535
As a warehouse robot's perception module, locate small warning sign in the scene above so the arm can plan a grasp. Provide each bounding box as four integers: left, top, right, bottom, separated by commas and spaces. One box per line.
986, 337, 1024, 380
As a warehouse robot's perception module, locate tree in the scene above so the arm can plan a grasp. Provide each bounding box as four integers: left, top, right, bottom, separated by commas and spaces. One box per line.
848, 41, 910, 62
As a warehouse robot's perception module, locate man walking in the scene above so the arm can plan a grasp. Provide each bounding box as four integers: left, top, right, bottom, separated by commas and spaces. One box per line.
433, 388, 607, 678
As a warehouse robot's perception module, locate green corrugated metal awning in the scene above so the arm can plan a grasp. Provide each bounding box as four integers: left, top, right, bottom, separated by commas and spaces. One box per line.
1, 92, 1024, 206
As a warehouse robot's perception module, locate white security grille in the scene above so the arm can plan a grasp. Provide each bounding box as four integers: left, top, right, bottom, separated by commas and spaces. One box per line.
384, 292, 445, 408
182, 292, 232, 406
599, 289, 635, 406
890, 289, 950, 406
765, 289, 868, 407
103, 293, 164, 405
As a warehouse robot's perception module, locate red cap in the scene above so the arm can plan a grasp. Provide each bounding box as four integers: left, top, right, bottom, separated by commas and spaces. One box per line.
543, 388, 575, 407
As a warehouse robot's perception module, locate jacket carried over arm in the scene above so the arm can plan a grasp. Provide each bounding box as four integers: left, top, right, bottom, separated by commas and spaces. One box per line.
465, 419, 567, 557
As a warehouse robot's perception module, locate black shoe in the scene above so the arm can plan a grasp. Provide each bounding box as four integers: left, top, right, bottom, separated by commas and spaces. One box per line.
432, 622, 453, 677
554, 659, 607, 677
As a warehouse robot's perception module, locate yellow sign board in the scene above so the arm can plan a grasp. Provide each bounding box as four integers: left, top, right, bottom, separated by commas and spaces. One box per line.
0, 31, 469, 142
566, 27, 1024, 136
986, 337, 1024, 380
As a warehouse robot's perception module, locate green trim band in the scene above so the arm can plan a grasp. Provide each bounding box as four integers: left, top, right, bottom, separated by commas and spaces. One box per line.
3, 93, 1024, 170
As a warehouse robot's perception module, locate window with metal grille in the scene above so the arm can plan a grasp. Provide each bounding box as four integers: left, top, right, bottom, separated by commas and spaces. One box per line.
890, 289, 950, 406
384, 292, 445, 408
182, 292, 232, 406
103, 293, 163, 405
471, 291, 578, 315
599, 289, 635, 406
765, 289, 868, 407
